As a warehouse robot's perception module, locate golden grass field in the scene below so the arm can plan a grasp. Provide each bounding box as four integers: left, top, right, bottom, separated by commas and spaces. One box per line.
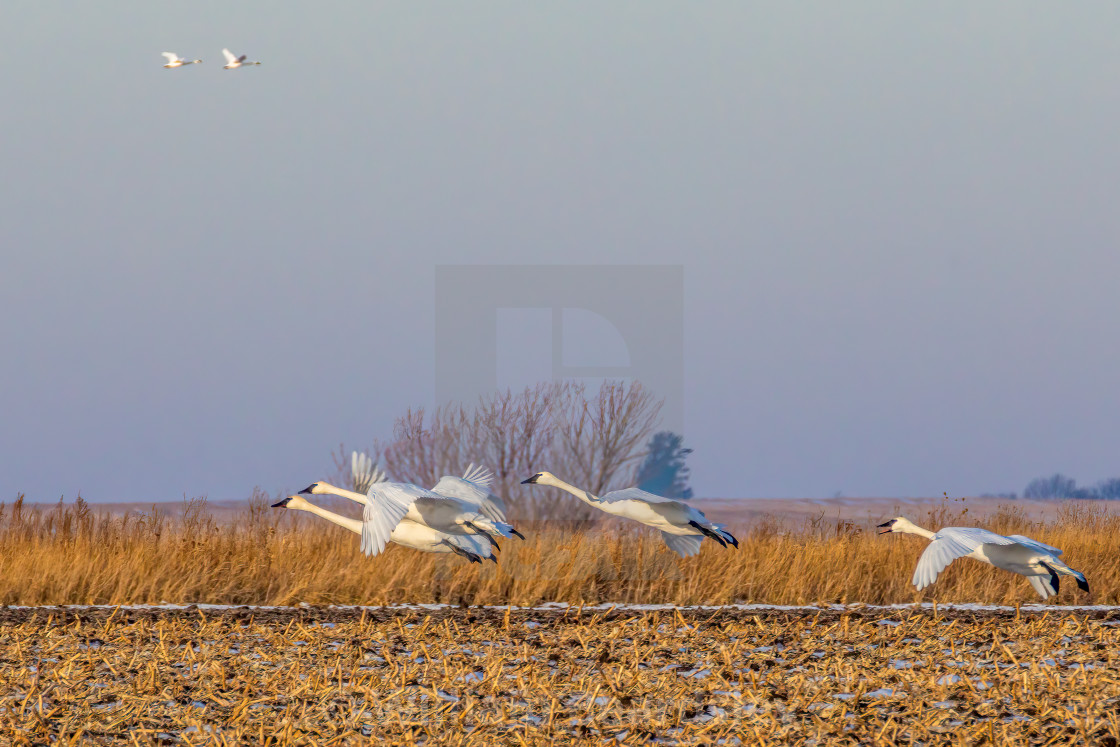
0, 494, 1115, 606
1, 605, 1117, 745
2, 496, 1120, 744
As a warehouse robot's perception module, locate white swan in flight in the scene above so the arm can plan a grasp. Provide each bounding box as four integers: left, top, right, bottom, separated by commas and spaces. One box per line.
271, 495, 496, 563
302, 474, 523, 548
878, 517, 1089, 599
351, 452, 508, 524
520, 471, 736, 557
222, 49, 261, 69
306, 479, 424, 557
342, 453, 523, 544
162, 53, 201, 68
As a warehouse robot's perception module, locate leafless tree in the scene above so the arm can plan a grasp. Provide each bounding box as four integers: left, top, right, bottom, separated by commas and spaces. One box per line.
369, 380, 664, 523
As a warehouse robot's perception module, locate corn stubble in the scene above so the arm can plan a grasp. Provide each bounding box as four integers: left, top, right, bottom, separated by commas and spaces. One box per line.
0, 606, 1117, 745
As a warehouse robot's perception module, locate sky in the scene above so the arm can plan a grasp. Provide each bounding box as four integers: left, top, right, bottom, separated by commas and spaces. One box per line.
3, 2, 1119, 502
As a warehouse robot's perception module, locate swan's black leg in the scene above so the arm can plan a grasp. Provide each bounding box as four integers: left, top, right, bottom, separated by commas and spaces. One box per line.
689, 520, 727, 547
1041, 564, 1060, 596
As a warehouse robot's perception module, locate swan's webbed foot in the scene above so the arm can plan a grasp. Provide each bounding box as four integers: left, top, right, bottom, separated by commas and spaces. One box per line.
689, 520, 728, 547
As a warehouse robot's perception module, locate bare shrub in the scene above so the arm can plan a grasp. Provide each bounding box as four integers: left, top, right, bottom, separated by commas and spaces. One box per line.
375, 380, 664, 523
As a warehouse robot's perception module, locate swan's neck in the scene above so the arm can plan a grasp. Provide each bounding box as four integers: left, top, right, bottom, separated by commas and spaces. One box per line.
543, 476, 601, 507
289, 499, 362, 535
318, 482, 370, 506
897, 520, 936, 540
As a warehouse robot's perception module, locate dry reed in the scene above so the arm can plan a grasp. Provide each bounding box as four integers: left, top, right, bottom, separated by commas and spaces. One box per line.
0, 494, 1115, 607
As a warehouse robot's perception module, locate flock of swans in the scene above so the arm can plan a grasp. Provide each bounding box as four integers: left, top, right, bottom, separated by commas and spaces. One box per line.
273, 452, 1090, 600
161, 50, 261, 69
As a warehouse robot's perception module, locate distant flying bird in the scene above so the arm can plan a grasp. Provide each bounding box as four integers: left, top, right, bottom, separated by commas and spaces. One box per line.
520, 471, 737, 557
271, 494, 496, 563
222, 49, 261, 69
162, 53, 201, 68
877, 516, 1090, 599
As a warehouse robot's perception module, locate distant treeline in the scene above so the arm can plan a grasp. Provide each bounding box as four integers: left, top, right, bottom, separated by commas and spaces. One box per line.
987, 473, 1120, 500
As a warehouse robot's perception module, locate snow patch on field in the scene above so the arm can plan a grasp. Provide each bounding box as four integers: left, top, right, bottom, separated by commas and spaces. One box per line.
7, 602, 1120, 612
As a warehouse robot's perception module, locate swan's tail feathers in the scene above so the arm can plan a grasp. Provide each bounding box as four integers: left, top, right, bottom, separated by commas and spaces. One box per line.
1061, 562, 1088, 591
713, 523, 739, 548
688, 520, 728, 548
661, 532, 703, 558
1047, 558, 1091, 593
492, 521, 518, 539
271, 496, 292, 508
461, 463, 494, 489
480, 495, 508, 524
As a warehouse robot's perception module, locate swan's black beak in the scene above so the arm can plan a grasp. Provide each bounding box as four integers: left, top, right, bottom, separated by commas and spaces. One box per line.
271, 496, 293, 508
521, 474, 540, 485
877, 520, 895, 535
298, 484, 316, 495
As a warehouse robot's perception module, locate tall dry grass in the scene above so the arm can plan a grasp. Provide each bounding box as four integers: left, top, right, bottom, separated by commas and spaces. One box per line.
0, 493, 1116, 606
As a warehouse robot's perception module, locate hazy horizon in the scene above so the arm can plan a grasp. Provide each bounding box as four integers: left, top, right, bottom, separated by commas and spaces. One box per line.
3, 3, 1118, 503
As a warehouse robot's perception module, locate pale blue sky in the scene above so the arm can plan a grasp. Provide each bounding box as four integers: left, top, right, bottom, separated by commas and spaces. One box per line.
3, 2, 1119, 502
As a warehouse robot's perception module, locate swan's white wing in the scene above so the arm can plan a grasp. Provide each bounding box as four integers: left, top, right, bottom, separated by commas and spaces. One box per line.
222, 48, 237, 64
432, 465, 507, 522
360, 498, 405, 557
461, 463, 493, 490
661, 532, 702, 558
432, 475, 490, 506
912, 527, 1017, 591
1006, 534, 1063, 556
478, 492, 508, 523
359, 482, 429, 557
350, 451, 386, 495
162, 52, 179, 62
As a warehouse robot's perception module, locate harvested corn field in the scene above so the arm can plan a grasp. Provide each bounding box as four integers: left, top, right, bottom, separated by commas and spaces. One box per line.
1, 605, 1118, 745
